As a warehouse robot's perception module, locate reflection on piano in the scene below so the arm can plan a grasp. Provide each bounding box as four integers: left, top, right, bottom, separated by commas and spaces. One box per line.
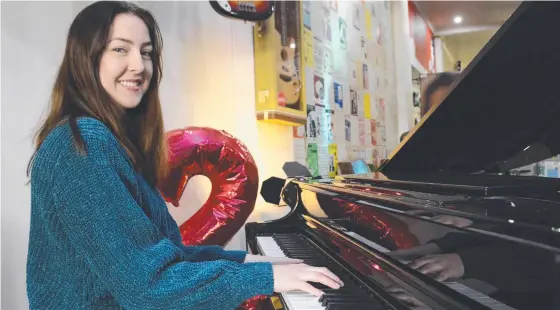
245, 2, 560, 309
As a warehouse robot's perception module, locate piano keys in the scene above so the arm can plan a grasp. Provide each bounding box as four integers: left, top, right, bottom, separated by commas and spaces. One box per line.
246, 2, 560, 309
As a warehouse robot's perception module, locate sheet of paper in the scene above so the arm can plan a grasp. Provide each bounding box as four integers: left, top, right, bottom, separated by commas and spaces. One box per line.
318, 145, 331, 177
306, 143, 319, 177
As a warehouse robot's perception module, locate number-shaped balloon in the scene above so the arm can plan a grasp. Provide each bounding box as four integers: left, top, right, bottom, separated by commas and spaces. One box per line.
158, 127, 259, 247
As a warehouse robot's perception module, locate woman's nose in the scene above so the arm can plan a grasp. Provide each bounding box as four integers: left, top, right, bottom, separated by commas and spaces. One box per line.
128, 52, 145, 72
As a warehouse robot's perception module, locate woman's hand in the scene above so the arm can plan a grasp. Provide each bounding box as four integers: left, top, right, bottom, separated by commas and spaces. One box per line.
409, 253, 465, 282
387, 243, 442, 261
272, 264, 344, 297
431, 215, 473, 228
244, 254, 303, 265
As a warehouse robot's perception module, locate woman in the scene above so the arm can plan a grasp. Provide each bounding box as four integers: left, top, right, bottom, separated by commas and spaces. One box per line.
26, 2, 342, 309
399, 72, 461, 142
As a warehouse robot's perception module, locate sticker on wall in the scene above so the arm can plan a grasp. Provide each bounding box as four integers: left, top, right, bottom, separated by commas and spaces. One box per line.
355, 61, 364, 90
338, 17, 347, 50
352, 3, 362, 30
293, 126, 306, 166
329, 0, 338, 11
370, 119, 377, 145
365, 7, 373, 40
362, 64, 369, 90
350, 88, 358, 116
314, 42, 333, 75
302, 30, 314, 69
306, 143, 320, 177
307, 104, 320, 141
377, 125, 387, 145
363, 93, 371, 119
326, 108, 335, 143
313, 74, 326, 107
360, 36, 367, 60
311, 4, 330, 43
328, 143, 338, 177
344, 117, 351, 142
324, 48, 333, 74
324, 12, 333, 44
376, 97, 386, 124
318, 145, 331, 177
334, 82, 343, 109
303, 1, 312, 30
358, 118, 366, 146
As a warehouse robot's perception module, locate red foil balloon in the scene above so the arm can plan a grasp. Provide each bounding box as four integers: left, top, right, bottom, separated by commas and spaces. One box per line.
158, 127, 259, 247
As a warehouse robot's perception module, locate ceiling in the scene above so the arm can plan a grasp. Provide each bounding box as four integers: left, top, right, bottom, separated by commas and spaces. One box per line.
413, 1, 521, 36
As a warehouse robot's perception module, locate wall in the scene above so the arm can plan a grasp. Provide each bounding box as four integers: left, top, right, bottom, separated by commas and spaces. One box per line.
408, 1, 434, 73
441, 29, 497, 71
1, 1, 292, 309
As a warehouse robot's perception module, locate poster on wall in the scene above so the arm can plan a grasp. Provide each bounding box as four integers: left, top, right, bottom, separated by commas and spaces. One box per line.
291, 0, 398, 172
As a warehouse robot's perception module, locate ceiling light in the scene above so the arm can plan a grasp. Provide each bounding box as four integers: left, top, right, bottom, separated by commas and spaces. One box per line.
453, 15, 463, 24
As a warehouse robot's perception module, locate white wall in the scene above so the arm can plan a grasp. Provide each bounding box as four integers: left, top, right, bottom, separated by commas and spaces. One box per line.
390, 0, 415, 140
1, 2, 293, 309
433, 37, 444, 73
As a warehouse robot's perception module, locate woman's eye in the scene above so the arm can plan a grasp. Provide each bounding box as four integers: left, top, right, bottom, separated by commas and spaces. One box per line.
113, 47, 126, 53
141, 51, 152, 58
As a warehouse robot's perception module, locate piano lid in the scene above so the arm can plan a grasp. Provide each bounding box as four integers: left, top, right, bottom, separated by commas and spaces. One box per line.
381, 1, 560, 175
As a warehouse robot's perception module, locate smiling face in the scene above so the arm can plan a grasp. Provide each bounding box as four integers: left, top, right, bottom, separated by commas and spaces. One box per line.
99, 13, 153, 109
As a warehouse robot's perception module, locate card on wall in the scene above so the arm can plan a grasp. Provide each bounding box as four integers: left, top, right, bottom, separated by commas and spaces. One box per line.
326, 108, 335, 143
334, 81, 344, 109
303, 1, 312, 30
363, 93, 371, 119
344, 117, 351, 142
328, 143, 338, 177
358, 118, 366, 147
352, 2, 363, 31
377, 125, 387, 145
350, 115, 360, 147
370, 119, 377, 145
350, 88, 358, 116
313, 73, 326, 106
307, 143, 319, 177
306, 104, 320, 142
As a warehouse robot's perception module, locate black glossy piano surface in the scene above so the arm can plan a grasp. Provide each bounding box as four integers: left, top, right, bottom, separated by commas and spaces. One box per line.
247, 174, 560, 310
246, 2, 560, 309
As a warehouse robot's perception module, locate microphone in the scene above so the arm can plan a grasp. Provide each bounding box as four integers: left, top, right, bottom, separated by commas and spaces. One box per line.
260, 162, 312, 205
260, 176, 286, 205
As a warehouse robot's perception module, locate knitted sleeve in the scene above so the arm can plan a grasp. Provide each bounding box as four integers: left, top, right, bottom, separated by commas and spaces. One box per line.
160, 208, 248, 263
52, 133, 273, 310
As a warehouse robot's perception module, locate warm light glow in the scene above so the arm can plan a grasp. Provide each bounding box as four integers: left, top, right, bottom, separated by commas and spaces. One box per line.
453, 15, 463, 24
289, 42, 296, 49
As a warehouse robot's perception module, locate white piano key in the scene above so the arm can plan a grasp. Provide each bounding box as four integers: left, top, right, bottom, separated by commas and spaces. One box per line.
256, 236, 326, 310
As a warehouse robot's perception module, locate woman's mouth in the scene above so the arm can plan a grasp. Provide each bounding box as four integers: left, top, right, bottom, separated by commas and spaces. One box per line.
118, 80, 142, 91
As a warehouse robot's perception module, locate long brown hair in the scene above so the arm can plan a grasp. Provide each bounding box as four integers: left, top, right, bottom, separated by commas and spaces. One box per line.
28, 1, 167, 186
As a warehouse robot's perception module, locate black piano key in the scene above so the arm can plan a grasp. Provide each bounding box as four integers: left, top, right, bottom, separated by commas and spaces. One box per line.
326, 302, 384, 310
271, 234, 392, 310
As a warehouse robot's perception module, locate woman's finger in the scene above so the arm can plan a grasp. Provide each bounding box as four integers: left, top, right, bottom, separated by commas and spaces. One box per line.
303, 271, 341, 289
408, 257, 435, 269
312, 267, 343, 285
434, 271, 450, 282
298, 282, 324, 297
417, 262, 443, 275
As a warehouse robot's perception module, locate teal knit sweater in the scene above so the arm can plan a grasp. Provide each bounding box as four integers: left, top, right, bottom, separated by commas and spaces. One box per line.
27, 117, 274, 309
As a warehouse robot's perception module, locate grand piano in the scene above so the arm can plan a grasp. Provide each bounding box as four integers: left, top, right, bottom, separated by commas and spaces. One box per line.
245, 2, 560, 310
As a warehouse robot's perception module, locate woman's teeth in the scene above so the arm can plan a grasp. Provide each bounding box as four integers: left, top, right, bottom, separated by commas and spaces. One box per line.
119, 80, 140, 87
